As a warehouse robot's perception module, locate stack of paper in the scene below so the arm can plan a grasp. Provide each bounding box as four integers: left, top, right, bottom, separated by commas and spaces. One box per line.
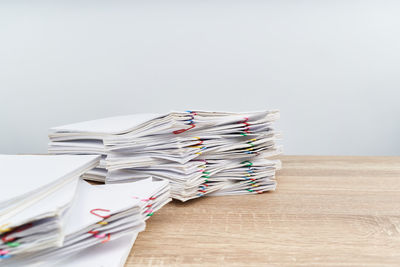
4, 177, 170, 266
49, 110, 281, 201
42, 233, 138, 267
0, 154, 100, 262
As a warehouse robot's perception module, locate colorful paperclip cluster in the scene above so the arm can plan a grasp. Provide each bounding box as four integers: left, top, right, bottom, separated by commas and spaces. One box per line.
173, 111, 197, 134
88, 208, 111, 244
0, 223, 33, 259
239, 117, 251, 136
241, 161, 263, 194
131, 196, 157, 217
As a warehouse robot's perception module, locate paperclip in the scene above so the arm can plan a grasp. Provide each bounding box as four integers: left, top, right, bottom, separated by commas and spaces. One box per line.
240, 117, 249, 123
192, 139, 204, 146
94, 233, 106, 239
0, 250, 9, 255
1, 234, 15, 243
241, 161, 253, 166
101, 234, 111, 244
0, 224, 11, 233
90, 209, 111, 219
6, 242, 20, 248
186, 110, 198, 116
173, 124, 196, 134
97, 221, 108, 225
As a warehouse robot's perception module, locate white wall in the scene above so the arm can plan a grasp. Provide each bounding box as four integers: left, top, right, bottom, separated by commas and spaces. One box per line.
1, 0, 399, 155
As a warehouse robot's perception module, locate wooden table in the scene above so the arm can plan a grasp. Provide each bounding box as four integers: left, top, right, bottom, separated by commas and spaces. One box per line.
126, 156, 400, 266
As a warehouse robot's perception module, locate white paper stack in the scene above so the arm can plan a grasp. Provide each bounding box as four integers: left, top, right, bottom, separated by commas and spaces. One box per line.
0, 154, 100, 262
49, 110, 281, 201
42, 233, 138, 267
4, 178, 170, 266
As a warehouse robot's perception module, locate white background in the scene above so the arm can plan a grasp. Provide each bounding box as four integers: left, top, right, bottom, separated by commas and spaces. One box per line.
1, 0, 399, 155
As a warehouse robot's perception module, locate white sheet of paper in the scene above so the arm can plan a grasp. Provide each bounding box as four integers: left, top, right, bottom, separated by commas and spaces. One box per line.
0, 155, 99, 206
50, 114, 162, 135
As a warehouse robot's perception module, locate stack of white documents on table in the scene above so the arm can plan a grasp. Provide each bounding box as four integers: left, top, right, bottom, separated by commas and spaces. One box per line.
0, 155, 170, 266
7, 178, 170, 266
0, 154, 100, 262
49, 110, 282, 201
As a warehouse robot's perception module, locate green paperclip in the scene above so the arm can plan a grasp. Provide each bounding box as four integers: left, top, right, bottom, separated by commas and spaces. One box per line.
7, 242, 20, 247
241, 161, 253, 167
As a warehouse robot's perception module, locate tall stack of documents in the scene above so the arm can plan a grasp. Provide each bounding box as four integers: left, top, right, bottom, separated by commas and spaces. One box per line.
0, 155, 170, 266
49, 110, 282, 201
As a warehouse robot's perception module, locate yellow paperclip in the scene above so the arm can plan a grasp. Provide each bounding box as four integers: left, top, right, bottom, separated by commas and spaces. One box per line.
246, 148, 254, 151
195, 152, 202, 155
249, 138, 257, 142
0, 224, 12, 233
98, 221, 108, 225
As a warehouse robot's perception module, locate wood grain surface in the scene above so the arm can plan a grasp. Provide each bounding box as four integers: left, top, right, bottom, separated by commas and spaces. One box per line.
125, 156, 400, 266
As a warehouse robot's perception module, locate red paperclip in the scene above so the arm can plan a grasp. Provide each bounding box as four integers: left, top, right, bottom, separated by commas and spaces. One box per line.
1, 234, 15, 243
101, 233, 111, 244
88, 230, 99, 235
173, 124, 196, 134
192, 139, 204, 146
90, 209, 111, 219
240, 117, 249, 123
